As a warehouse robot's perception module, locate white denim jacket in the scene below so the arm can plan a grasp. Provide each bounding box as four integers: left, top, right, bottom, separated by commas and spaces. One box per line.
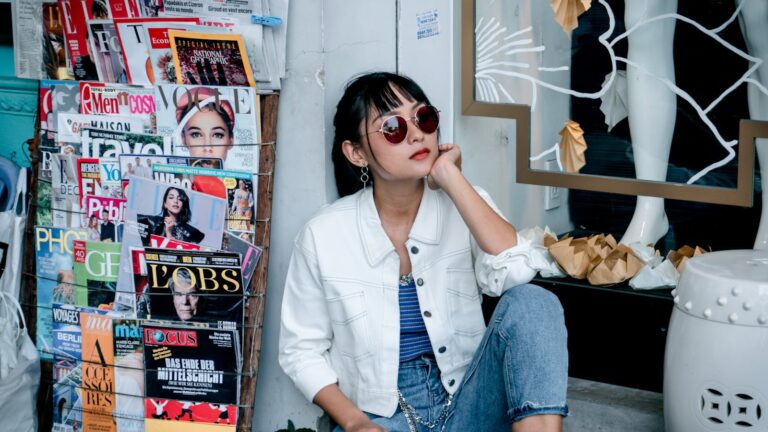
278, 184, 538, 417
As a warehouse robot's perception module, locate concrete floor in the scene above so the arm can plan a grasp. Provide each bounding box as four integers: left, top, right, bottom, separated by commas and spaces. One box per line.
565, 377, 664, 432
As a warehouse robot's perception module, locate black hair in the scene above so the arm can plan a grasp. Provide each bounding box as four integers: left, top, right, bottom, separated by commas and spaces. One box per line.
332, 72, 433, 197
159, 187, 192, 224
92, 0, 109, 19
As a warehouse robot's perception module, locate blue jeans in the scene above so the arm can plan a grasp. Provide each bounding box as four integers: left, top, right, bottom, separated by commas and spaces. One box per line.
333, 284, 569, 431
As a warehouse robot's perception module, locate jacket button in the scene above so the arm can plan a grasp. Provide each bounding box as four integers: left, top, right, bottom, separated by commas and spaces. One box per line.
416, 278, 424, 286
410, 246, 419, 254
423, 311, 432, 318
438, 346, 446, 354
448, 379, 456, 386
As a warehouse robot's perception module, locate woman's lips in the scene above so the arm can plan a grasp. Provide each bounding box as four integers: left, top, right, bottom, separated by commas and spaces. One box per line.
410, 149, 431, 160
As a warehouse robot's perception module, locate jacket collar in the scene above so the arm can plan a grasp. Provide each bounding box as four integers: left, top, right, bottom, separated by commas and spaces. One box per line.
357, 182, 442, 267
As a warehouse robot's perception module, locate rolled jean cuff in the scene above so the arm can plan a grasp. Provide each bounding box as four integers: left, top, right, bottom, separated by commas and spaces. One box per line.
509, 402, 569, 422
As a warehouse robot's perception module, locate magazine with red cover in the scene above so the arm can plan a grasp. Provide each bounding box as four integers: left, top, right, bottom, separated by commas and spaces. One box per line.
169, 31, 255, 87
58, 0, 99, 80
144, 400, 236, 431
114, 17, 199, 85
108, 0, 137, 18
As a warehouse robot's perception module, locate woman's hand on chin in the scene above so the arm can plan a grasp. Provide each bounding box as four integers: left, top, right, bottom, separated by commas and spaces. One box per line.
427, 143, 462, 190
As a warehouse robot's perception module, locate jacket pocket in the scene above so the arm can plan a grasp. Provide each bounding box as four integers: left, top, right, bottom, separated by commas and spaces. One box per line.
326, 291, 372, 360
446, 268, 486, 336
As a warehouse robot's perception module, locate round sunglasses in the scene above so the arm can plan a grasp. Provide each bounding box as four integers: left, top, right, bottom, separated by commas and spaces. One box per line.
366, 105, 440, 144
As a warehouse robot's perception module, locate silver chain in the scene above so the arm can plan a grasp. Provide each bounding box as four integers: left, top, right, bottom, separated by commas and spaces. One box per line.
397, 389, 453, 432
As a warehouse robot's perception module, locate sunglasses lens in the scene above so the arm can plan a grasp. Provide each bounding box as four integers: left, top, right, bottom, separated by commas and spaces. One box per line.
415, 105, 439, 134
381, 116, 407, 144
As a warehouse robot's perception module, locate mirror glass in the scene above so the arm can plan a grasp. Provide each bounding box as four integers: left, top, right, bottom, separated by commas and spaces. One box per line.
462, 0, 767, 205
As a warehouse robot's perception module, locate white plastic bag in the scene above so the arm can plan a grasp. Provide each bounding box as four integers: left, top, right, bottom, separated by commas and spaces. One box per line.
0, 292, 40, 432
0, 166, 28, 299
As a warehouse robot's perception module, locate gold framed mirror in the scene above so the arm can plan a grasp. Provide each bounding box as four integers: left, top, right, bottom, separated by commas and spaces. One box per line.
461, 0, 768, 206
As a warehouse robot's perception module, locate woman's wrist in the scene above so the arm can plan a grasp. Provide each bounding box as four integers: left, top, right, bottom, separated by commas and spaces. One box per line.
340, 411, 374, 431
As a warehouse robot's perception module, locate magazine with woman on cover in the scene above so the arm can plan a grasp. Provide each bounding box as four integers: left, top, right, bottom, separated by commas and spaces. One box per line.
154, 83, 261, 211
115, 176, 226, 312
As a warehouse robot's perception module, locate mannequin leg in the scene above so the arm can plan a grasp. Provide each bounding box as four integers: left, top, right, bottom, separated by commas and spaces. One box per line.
739, 1, 768, 249
620, 0, 678, 246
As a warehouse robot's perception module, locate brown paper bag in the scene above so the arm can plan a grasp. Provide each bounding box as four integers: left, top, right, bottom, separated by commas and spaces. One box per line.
548, 236, 591, 279
666, 245, 707, 273
587, 244, 645, 286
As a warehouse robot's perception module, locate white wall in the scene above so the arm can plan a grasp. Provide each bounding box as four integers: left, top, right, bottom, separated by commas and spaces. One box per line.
252, 1, 572, 430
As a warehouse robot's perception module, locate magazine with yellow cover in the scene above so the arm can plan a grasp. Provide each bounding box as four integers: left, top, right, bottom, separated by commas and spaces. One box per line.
168, 31, 256, 88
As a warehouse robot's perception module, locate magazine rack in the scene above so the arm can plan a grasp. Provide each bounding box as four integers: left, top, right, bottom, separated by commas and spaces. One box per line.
21, 92, 279, 432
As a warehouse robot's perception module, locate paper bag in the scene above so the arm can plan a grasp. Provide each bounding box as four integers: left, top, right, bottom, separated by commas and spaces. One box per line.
587, 244, 645, 286
666, 245, 707, 273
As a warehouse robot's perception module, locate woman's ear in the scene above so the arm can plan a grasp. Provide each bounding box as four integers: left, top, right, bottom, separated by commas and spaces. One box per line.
341, 140, 368, 168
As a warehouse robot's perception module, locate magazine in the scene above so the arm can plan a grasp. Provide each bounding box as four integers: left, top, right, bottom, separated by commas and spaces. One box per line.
154, 83, 261, 193
80, 311, 116, 432
87, 20, 129, 83
76, 157, 122, 205
11, 0, 45, 80
38, 81, 58, 226
221, 232, 261, 291
57, 113, 144, 155
83, 195, 127, 241
51, 303, 96, 432
143, 324, 240, 405
58, 0, 99, 80
152, 164, 255, 242
114, 17, 199, 85
160, 0, 277, 87
142, 22, 207, 85
108, 0, 138, 18
140, 248, 243, 332
39, 81, 81, 226
73, 239, 121, 308
51, 154, 83, 228
77, 157, 101, 208
169, 30, 255, 87
136, 0, 163, 17
51, 304, 123, 432
115, 176, 226, 312
35, 226, 88, 360
43, 2, 70, 80
79, 82, 157, 133
144, 399, 236, 431
52, 359, 82, 432
113, 319, 145, 432
118, 153, 222, 193
80, 127, 172, 159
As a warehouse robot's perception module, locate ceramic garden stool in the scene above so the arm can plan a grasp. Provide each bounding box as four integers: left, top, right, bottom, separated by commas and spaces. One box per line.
664, 249, 768, 431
